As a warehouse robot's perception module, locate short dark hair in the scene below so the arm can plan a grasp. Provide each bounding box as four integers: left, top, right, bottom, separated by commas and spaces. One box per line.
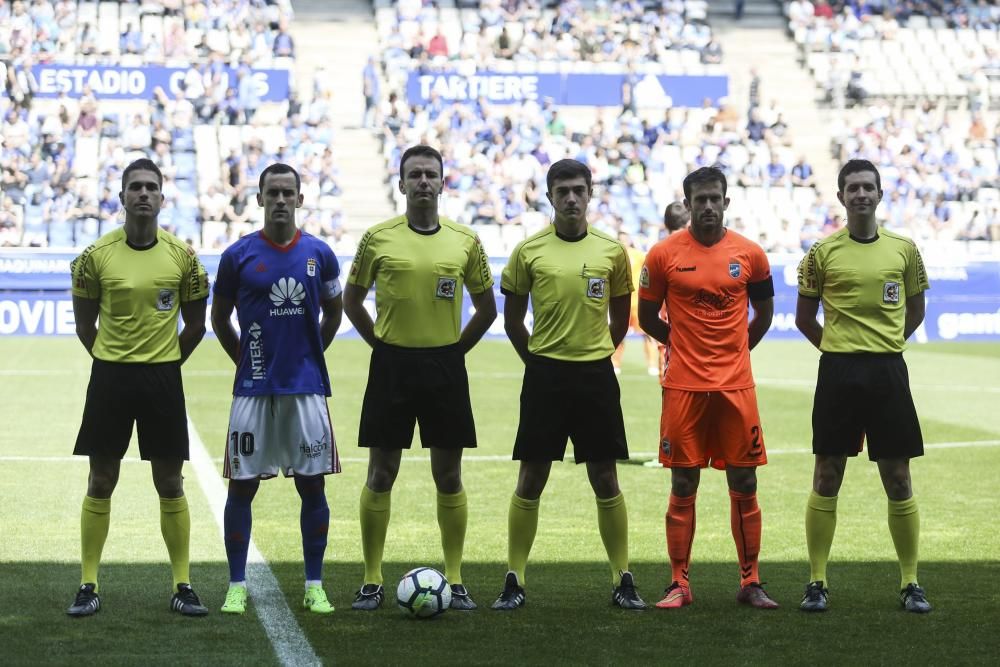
121, 158, 163, 190
399, 145, 443, 176
259, 163, 301, 193
546, 158, 592, 192
837, 159, 881, 193
682, 166, 727, 200
664, 201, 688, 231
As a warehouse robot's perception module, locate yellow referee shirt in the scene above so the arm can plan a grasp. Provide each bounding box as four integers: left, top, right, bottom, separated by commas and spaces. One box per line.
71, 227, 209, 363
797, 228, 929, 353
502, 225, 633, 361
347, 216, 493, 347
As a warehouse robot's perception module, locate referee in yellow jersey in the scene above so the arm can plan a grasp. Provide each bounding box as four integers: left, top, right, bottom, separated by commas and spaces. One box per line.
491, 159, 647, 611
66, 158, 209, 617
343, 145, 497, 611
796, 159, 931, 614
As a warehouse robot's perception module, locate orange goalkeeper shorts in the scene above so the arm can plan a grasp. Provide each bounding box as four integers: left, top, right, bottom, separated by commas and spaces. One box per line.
659, 387, 766, 470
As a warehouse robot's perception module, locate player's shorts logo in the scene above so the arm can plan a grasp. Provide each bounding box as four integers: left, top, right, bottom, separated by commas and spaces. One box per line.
728, 262, 741, 279
587, 278, 606, 299
306, 258, 317, 277
300, 438, 329, 459
639, 265, 650, 289
660, 437, 671, 457
436, 277, 457, 299
157, 289, 176, 311
883, 281, 900, 304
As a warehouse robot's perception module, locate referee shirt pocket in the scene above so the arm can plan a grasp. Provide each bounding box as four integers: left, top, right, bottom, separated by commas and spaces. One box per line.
377, 258, 414, 299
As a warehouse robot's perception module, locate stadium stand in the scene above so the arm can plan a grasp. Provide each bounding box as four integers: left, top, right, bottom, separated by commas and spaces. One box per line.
0, 0, 349, 249
788, 0, 1000, 243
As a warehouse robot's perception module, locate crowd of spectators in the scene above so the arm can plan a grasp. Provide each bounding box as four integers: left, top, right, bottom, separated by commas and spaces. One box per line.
379, 0, 721, 94
832, 99, 1000, 241
0, 0, 350, 249
789, 0, 1000, 108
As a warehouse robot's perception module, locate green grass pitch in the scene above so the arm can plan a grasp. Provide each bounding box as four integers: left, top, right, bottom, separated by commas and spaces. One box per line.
1, 337, 999, 665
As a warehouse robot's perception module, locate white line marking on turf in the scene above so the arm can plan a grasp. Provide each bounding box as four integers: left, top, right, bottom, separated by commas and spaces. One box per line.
186, 420, 321, 667
8, 439, 1000, 465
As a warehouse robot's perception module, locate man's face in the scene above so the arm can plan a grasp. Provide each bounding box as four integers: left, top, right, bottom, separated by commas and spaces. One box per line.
837, 170, 882, 215
685, 180, 728, 235
120, 169, 163, 218
257, 171, 302, 226
399, 154, 443, 209
546, 175, 591, 225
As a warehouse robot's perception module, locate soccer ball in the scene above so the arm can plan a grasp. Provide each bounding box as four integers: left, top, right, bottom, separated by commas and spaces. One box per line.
396, 567, 452, 618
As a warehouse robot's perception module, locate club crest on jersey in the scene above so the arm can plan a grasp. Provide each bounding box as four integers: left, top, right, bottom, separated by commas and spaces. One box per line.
883, 281, 900, 304
436, 277, 457, 299
306, 258, 317, 277
587, 278, 606, 299
157, 289, 175, 311
639, 265, 650, 289
728, 262, 741, 279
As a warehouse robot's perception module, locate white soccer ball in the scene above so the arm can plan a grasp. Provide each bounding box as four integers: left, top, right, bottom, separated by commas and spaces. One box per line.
396, 567, 451, 618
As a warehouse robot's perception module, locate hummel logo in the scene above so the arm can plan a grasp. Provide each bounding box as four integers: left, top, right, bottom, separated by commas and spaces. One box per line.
677, 266, 696, 272
255, 262, 267, 273
270, 277, 305, 306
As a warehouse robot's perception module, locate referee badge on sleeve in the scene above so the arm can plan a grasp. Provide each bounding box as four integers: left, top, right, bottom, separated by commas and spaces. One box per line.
639, 265, 650, 289
436, 277, 457, 299
883, 281, 900, 304
587, 278, 606, 299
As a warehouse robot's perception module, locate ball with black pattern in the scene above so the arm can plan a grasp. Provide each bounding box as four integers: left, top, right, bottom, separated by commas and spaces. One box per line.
396, 567, 452, 618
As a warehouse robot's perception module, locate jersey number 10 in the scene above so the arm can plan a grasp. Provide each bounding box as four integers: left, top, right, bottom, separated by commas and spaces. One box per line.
230, 431, 255, 456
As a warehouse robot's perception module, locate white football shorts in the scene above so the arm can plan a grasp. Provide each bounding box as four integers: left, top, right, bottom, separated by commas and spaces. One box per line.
222, 394, 341, 480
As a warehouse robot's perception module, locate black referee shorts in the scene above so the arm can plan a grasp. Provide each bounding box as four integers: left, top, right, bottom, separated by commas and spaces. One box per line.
74, 359, 190, 460
513, 354, 629, 464
359, 341, 477, 450
811, 352, 924, 461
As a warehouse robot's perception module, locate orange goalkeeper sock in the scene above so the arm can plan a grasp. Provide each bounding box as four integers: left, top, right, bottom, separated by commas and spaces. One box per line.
730, 490, 762, 587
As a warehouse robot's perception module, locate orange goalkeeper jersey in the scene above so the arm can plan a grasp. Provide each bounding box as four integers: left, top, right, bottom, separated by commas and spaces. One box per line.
638, 228, 772, 391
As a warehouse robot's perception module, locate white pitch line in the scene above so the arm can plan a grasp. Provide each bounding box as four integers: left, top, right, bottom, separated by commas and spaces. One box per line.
7, 439, 1000, 465
186, 420, 321, 667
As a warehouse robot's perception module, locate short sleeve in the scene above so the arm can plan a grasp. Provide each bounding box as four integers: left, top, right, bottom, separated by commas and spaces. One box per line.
320, 243, 342, 299
500, 242, 530, 295
637, 244, 667, 304
180, 246, 210, 302
70, 244, 100, 299
213, 247, 238, 300
797, 242, 823, 298
347, 229, 377, 289
464, 234, 494, 295
904, 243, 930, 297
610, 242, 632, 297
747, 242, 772, 284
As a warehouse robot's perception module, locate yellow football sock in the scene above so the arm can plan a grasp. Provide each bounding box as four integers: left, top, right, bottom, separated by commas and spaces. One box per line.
437, 489, 468, 585
888, 497, 920, 589
507, 494, 539, 586
80, 496, 111, 590
805, 491, 838, 584
596, 493, 630, 586
359, 486, 391, 585
160, 496, 191, 590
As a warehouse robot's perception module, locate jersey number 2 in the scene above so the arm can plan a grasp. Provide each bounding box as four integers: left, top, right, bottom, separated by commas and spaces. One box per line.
231, 431, 255, 456
749, 426, 762, 456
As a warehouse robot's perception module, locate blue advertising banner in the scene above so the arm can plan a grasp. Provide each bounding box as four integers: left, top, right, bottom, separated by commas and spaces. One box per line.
2, 250, 999, 341
406, 71, 728, 107
31, 64, 290, 102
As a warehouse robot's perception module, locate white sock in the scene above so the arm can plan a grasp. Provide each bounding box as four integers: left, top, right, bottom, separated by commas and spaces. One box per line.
305, 579, 322, 590
229, 581, 247, 589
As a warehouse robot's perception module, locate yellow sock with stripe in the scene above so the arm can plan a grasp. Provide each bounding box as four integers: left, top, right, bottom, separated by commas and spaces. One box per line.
436, 489, 468, 585
80, 496, 111, 591
359, 486, 391, 585
596, 493, 630, 586
159, 496, 191, 590
507, 494, 539, 585
805, 491, 838, 584
887, 497, 920, 589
